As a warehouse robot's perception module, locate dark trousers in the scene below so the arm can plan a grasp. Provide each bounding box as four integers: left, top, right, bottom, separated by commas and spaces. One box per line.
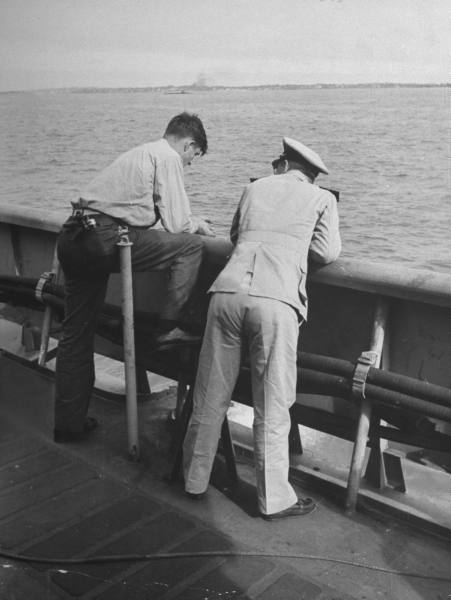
54, 214, 204, 433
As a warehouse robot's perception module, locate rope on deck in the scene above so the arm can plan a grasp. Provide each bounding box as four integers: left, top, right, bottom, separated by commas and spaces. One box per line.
0, 547, 450, 583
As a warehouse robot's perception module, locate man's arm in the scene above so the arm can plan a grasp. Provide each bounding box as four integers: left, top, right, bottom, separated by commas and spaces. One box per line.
230, 187, 248, 245
230, 206, 241, 245
309, 191, 341, 264
154, 155, 214, 235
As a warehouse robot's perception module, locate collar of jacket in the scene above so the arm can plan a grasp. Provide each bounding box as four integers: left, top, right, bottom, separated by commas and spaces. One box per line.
285, 169, 311, 183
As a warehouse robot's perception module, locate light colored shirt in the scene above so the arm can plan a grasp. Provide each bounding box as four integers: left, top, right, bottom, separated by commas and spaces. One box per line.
79, 138, 198, 233
210, 170, 341, 320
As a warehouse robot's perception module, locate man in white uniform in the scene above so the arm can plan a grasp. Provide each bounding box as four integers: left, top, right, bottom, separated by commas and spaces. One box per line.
183, 137, 341, 519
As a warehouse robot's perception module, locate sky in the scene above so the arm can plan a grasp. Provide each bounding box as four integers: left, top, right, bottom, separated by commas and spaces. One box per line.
0, 0, 449, 92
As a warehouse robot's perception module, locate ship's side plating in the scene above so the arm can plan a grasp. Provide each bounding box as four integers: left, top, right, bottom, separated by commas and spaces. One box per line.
0, 203, 450, 516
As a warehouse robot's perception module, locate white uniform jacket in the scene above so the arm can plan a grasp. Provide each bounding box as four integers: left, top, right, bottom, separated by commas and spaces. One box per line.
209, 170, 341, 321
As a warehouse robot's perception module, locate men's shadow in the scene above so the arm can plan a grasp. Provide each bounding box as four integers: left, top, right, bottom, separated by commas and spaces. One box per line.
210, 454, 261, 518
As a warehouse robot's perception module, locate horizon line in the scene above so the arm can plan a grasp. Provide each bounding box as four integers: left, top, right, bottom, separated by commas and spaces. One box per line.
1, 81, 449, 94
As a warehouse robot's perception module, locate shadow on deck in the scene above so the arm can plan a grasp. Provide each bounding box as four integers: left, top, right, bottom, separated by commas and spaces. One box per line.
0, 353, 450, 600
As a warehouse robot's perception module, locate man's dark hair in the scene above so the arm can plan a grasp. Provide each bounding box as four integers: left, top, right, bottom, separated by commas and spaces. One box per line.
164, 112, 208, 155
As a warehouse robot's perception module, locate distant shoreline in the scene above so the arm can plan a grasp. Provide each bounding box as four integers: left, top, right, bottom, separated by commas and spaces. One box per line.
1, 82, 449, 95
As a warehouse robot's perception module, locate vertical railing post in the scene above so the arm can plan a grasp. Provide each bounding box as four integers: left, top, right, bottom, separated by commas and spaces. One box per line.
364, 331, 390, 488
117, 226, 139, 461
344, 297, 389, 514
38, 245, 61, 366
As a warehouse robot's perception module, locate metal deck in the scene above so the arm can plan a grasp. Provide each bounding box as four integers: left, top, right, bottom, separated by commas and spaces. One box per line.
0, 353, 450, 600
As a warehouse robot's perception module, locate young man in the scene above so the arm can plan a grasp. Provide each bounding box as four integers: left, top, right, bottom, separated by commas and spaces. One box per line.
54, 112, 213, 443
183, 137, 341, 520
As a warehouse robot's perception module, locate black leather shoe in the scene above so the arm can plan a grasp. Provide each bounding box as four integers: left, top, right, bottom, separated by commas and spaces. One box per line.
54, 417, 99, 443
185, 490, 206, 501
84, 417, 99, 431
155, 327, 201, 348
262, 497, 316, 521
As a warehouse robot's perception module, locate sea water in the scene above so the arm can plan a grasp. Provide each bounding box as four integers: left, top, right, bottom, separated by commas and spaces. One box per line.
0, 86, 449, 272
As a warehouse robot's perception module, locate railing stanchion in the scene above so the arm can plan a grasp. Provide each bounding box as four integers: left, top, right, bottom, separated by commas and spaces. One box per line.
117, 227, 139, 461
37, 245, 60, 366
345, 297, 389, 514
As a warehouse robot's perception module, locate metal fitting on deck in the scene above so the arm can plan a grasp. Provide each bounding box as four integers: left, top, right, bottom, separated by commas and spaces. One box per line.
352, 351, 379, 400
35, 271, 54, 302
117, 225, 131, 246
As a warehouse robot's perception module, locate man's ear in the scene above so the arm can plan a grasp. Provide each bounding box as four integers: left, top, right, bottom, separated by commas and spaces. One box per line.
282, 159, 289, 173
183, 139, 195, 152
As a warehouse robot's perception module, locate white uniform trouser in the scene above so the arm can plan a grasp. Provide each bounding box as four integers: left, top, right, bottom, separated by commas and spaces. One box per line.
183, 290, 299, 515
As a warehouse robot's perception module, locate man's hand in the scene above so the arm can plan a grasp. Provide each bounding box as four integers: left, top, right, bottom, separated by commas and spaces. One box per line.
196, 218, 215, 237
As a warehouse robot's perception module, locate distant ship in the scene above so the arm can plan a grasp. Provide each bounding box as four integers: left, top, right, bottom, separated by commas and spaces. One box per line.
165, 73, 211, 94
164, 88, 188, 95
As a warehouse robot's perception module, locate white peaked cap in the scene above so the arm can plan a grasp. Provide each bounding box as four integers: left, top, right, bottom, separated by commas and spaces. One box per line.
282, 136, 329, 175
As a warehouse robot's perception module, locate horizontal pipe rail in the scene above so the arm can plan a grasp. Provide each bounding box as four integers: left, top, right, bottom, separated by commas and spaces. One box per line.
2, 277, 451, 426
